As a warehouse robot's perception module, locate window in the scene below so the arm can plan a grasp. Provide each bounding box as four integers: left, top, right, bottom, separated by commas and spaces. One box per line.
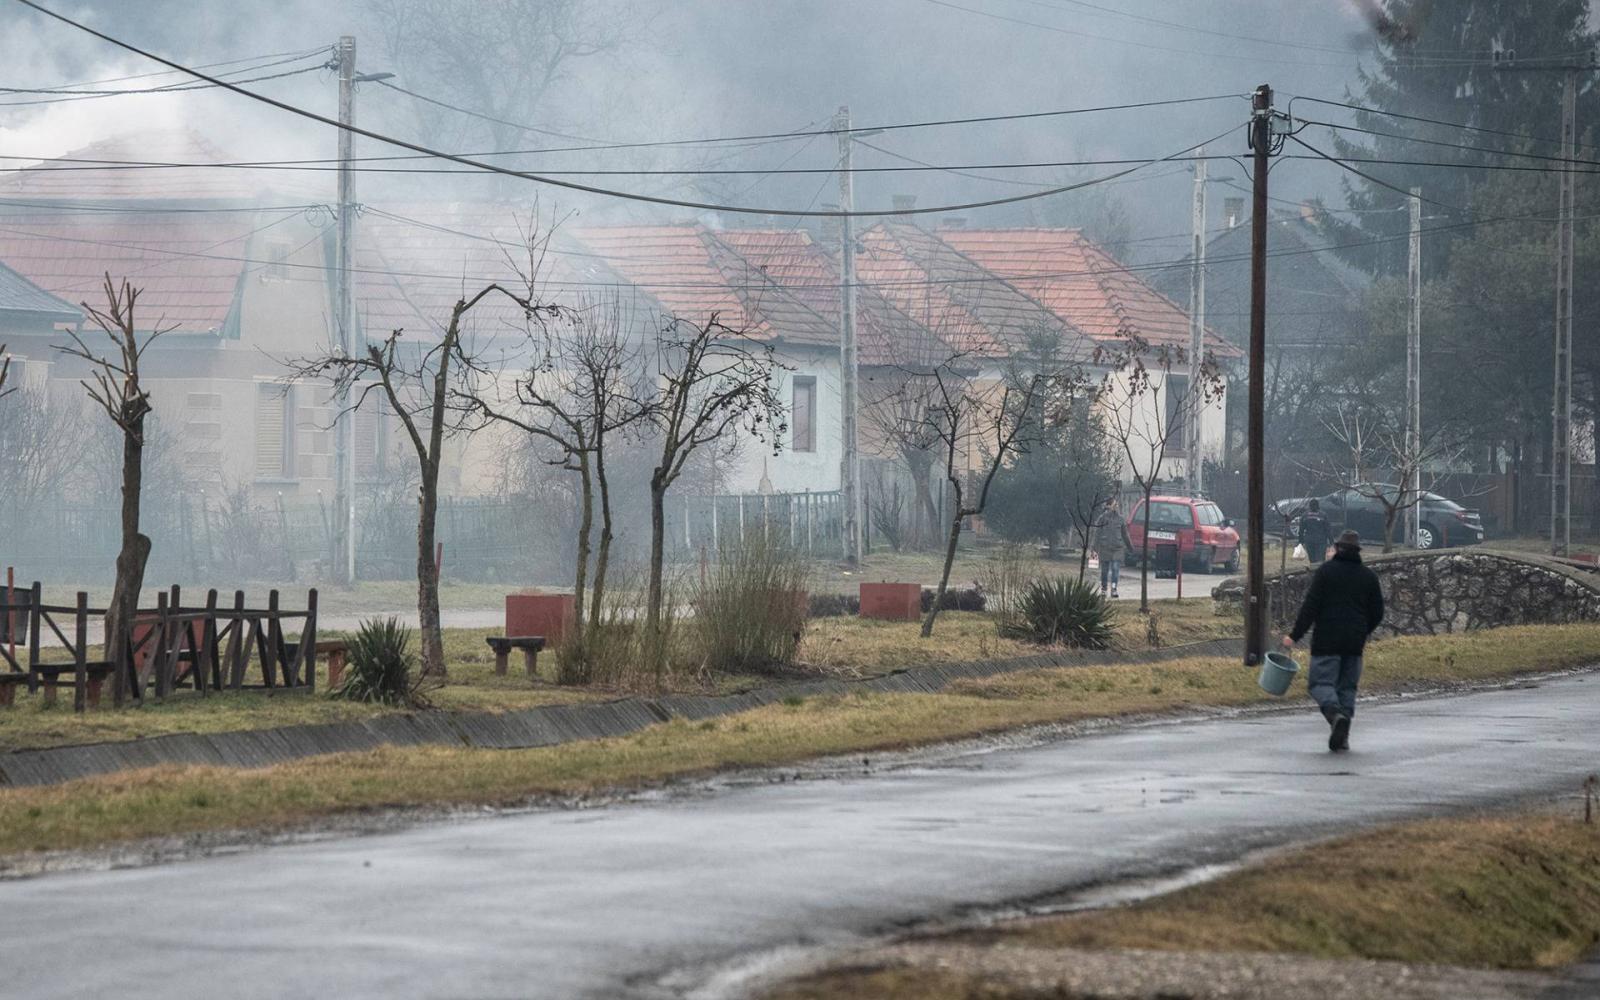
255, 383, 296, 479
1165, 374, 1190, 453
1147, 500, 1193, 529
354, 393, 387, 479
791, 376, 816, 453
261, 239, 292, 282
1195, 503, 1224, 526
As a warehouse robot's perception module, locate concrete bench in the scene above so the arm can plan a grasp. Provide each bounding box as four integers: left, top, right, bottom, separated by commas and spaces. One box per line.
485, 635, 546, 678
24, 662, 116, 708
281, 638, 351, 691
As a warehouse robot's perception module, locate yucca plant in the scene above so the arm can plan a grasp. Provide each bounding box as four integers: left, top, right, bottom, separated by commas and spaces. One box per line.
1001, 576, 1117, 649
334, 617, 422, 705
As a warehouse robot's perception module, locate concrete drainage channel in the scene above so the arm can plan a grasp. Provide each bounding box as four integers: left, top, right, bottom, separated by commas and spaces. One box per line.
644, 852, 1267, 1000
0, 639, 1243, 787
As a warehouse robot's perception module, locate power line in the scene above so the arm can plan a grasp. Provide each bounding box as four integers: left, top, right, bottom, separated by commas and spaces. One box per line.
0, 203, 1580, 297
372, 75, 1242, 154
1287, 137, 1465, 210
1285, 151, 1600, 176
4, 45, 330, 91
0, 55, 330, 107
10, 0, 1241, 219
1302, 118, 1600, 168
1287, 94, 1597, 155
0, 150, 1241, 177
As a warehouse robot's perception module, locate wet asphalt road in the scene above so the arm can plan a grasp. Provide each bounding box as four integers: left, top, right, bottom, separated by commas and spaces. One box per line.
3, 674, 1596, 1000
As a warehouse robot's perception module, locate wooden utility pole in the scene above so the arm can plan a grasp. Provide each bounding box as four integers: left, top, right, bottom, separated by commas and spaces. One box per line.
1186, 146, 1207, 495
836, 105, 863, 566
1553, 69, 1576, 557
1245, 84, 1274, 667
1405, 186, 1422, 549
333, 35, 357, 585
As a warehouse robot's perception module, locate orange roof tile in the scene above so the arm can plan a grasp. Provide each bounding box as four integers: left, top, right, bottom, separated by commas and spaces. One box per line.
936, 227, 1239, 359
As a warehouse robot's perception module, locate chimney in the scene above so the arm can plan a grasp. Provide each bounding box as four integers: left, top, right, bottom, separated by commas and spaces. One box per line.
892, 194, 916, 223
941, 215, 967, 230
821, 202, 843, 245
1223, 197, 1245, 229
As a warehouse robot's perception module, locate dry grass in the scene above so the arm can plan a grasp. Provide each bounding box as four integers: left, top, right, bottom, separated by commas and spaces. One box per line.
765, 812, 1600, 999
1, 624, 1596, 858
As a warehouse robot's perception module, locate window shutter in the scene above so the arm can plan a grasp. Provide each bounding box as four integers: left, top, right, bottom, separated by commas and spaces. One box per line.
255, 385, 285, 478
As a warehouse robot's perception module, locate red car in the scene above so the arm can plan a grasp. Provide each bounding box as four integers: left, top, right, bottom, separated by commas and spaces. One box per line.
1125, 495, 1241, 575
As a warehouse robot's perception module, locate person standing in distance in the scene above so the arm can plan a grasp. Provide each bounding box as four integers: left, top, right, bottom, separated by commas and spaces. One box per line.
1297, 498, 1333, 565
1281, 529, 1385, 752
1094, 498, 1133, 599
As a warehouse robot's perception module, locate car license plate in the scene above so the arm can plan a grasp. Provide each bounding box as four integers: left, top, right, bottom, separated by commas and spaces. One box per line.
1149, 531, 1177, 541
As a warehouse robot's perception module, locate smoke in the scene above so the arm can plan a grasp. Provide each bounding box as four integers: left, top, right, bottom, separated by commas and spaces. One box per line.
0, 0, 1382, 232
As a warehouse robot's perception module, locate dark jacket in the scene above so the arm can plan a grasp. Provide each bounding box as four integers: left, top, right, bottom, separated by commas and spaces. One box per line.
1094, 512, 1132, 557
1290, 549, 1385, 656
1297, 511, 1333, 555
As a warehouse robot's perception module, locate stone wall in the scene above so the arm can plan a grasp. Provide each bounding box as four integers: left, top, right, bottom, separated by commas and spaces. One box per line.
1213, 551, 1600, 637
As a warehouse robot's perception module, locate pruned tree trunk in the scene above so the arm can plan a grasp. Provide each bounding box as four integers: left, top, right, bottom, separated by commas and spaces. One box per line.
589, 443, 616, 634
646, 481, 669, 678
106, 417, 150, 699
922, 483, 965, 638
1139, 490, 1154, 614
416, 457, 446, 679
571, 452, 594, 634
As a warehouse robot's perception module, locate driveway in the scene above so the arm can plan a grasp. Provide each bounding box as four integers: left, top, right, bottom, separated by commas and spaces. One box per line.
2, 674, 1594, 999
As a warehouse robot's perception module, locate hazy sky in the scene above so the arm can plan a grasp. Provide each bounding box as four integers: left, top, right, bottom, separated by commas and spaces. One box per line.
0, 1, 1403, 251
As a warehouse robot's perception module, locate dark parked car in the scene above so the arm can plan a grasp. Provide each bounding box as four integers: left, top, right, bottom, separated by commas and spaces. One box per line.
1274, 484, 1484, 550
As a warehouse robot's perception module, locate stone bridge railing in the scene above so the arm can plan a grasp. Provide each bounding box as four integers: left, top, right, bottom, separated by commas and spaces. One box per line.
1213, 550, 1600, 637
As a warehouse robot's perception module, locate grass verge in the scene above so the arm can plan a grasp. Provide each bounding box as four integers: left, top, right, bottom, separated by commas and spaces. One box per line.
0, 623, 1596, 859
763, 811, 1600, 999
2, 601, 1239, 753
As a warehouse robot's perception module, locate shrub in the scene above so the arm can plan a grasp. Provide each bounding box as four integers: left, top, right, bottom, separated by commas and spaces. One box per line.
1000, 577, 1117, 649
692, 534, 810, 675
808, 593, 860, 618
977, 542, 1041, 620
334, 617, 422, 705
922, 586, 987, 613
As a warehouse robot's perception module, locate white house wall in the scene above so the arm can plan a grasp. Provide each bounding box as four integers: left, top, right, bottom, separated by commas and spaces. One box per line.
722, 345, 844, 496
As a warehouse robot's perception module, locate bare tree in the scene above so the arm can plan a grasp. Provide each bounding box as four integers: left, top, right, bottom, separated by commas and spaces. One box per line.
915, 356, 1071, 638
1320, 398, 1470, 552
1057, 400, 1122, 582
55, 277, 169, 703
366, 0, 644, 157
1099, 340, 1226, 613
294, 280, 564, 679
460, 293, 651, 649
642, 314, 784, 660
0, 343, 11, 400
0, 382, 87, 515
863, 369, 943, 550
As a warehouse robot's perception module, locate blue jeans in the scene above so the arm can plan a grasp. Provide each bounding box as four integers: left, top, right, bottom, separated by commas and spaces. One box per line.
1100, 556, 1121, 589
1308, 654, 1363, 721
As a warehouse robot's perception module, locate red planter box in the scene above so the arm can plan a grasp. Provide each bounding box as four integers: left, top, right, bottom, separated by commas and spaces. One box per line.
860, 582, 922, 622
505, 593, 575, 643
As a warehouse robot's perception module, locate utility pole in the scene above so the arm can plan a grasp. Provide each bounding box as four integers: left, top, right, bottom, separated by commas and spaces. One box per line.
1553, 70, 1576, 557
333, 35, 357, 586
1405, 187, 1422, 549
1244, 84, 1276, 667
1186, 146, 1207, 496
1494, 51, 1595, 557
836, 105, 863, 566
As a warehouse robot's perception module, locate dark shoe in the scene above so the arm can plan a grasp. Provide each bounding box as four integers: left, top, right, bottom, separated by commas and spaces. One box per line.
1329, 714, 1351, 752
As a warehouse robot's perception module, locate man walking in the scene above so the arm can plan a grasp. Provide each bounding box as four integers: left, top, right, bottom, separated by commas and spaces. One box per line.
1094, 499, 1132, 598
1297, 498, 1333, 565
1281, 530, 1384, 752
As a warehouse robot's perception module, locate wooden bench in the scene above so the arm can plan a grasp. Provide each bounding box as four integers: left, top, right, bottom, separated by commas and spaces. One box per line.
0, 672, 25, 707
485, 635, 545, 678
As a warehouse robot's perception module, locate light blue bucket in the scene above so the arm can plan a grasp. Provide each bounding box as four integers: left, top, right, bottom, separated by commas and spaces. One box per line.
1258, 651, 1300, 697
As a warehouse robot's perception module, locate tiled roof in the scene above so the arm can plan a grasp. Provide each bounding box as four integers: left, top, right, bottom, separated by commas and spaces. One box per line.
0, 207, 255, 334
714, 228, 950, 366
936, 227, 1240, 359
352, 204, 638, 347
0, 130, 328, 203
855, 222, 1091, 363
0, 258, 80, 323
